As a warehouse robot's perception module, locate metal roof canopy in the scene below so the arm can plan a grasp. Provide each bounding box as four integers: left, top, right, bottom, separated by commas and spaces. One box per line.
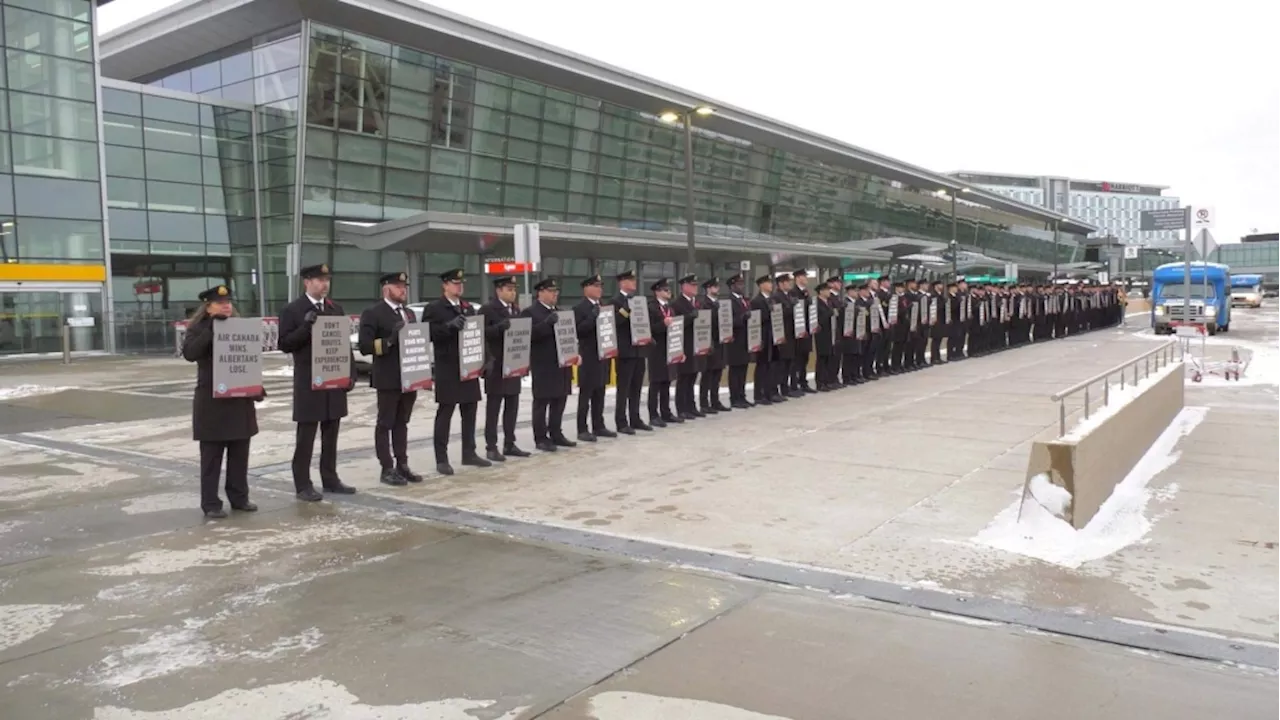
100, 0, 1095, 238
334, 212, 891, 267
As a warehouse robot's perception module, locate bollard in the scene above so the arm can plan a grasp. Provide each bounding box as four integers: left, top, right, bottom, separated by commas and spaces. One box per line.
1059, 401, 1066, 436
1084, 385, 1090, 420
1103, 373, 1110, 407
1133, 363, 1138, 386
62, 324, 71, 365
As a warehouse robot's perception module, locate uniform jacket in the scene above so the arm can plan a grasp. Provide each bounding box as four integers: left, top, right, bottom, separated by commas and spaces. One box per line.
612, 291, 640, 360
182, 316, 259, 443
358, 301, 418, 392
646, 297, 675, 383
671, 293, 704, 376
278, 295, 355, 423
421, 296, 481, 405
699, 294, 725, 371
480, 297, 522, 396
814, 295, 836, 355
574, 298, 609, 390
523, 302, 573, 399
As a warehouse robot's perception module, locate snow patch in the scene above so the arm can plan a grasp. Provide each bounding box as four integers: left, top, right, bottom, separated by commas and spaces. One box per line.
588, 691, 794, 720
0, 384, 68, 400
928, 611, 1003, 628
973, 406, 1209, 569
93, 678, 527, 719
262, 365, 294, 377
85, 520, 399, 576
1025, 473, 1072, 519
120, 493, 192, 515
0, 604, 82, 652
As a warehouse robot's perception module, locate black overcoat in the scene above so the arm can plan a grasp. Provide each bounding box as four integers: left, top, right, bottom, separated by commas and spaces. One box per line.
182, 317, 259, 443
278, 295, 355, 423
424, 296, 482, 405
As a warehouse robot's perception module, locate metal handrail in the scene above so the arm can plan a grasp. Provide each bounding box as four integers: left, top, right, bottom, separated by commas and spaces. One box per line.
1050, 340, 1183, 436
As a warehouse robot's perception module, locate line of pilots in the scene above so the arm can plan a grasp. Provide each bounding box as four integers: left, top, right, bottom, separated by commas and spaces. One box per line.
278, 264, 1123, 494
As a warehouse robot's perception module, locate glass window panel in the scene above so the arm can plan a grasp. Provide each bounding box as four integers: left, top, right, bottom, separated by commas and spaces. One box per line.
108, 208, 148, 240
386, 114, 430, 144
142, 94, 200, 125
160, 71, 191, 92
7, 91, 96, 141
142, 119, 202, 154
431, 148, 468, 177
508, 139, 538, 162
469, 179, 502, 206
12, 175, 99, 219
384, 141, 428, 171
14, 217, 102, 260
102, 112, 143, 147
595, 197, 620, 218
472, 81, 510, 110
543, 100, 575, 125
470, 130, 506, 157
147, 209, 207, 244
472, 106, 507, 134
336, 162, 382, 193
6, 49, 93, 101
540, 145, 570, 168
508, 115, 538, 141
510, 90, 541, 116
303, 158, 336, 187
220, 51, 254, 85
471, 156, 503, 182
199, 156, 224, 187
205, 215, 231, 247
220, 80, 255, 104
504, 184, 534, 209
428, 174, 466, 201
337, 132, 384, 165
254, 36, 301, 76
506, 161, 536, 186
597, 177, 622, 198
387, 86, 430, 116
7, 0, 91, 23
305, 127, 336, 158
390, 58, 433, 90
255, 67, 301, 105
203, 186, 228, 214
146, 180, 203, 213
105, 145, 144, 178
383, 195, 427, 219
145, 148, 203, 184
10, 133, 98, 180
385, 168, 425, 197
541, 122, 571, 147
536, 189, 567, 213
106, 177, 145, 209
333, 189, 383, 220
4, 8, 93, 61
539, 167, 569, 191
190, 62, 222, 93
598, 156, 623, 177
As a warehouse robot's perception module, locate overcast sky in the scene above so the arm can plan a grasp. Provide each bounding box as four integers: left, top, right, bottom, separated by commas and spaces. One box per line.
100, 0, 1279, 245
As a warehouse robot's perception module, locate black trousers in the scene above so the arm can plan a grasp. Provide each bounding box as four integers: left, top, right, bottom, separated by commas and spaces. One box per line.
533, 396, 567, 442
484, 391, 519, 450
772, 358, 792, 396
577, 385, 606, 433
676, 373, 697, 414
614, 357, 644, 428
862, 342, 877, 377
752, 359, 771, 402
914, 335, 927, 366
876, 336, 891, 371
814, 354, 832, 386
890, 336, 907, 369
375, 390, 416, 469
292, 419, 340, 492
699, 368, 723, 407
949, 329, 966, 359
792, 351, 810, 389
648, 380, 672, 420
843, 353, 860, 382
199, 439, 250, 512
433, 401, 477, 463
728, 364, 748, 402
929, 335, 944, 363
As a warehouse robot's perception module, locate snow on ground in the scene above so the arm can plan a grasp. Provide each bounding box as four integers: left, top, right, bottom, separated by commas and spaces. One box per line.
262, 365, 294, 378
94, 678, 526, 719
1063, 362, 1181, 441
973, 406, 1209, 569
588, 692, 794, 720
0, 604, 83, 652
0, 385, 68, 400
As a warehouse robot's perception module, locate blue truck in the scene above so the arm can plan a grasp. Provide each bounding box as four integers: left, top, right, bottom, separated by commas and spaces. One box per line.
1151, 261, 1231, 335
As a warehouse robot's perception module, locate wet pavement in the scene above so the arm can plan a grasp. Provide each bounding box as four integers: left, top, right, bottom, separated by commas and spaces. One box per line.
1, 309, 1277, 718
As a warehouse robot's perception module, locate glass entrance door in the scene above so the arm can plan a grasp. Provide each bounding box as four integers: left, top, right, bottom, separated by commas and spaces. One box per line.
0, 288, 105, 355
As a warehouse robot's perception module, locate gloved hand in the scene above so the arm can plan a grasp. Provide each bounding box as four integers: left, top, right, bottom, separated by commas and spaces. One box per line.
498, 318, 511, 331
448, 315, 467, 330
545, 311, 559, 325
304, 310, 317, 325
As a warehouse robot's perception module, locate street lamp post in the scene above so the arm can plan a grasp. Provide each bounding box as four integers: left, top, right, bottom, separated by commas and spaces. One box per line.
950, 192, 958, 279
661, 105, 714, 274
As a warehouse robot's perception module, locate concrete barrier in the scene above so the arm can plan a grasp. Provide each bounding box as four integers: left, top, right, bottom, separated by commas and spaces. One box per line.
1025, 361, 1185, 528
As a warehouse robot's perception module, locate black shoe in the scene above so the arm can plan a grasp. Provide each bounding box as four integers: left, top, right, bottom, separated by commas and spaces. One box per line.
461, 453, 492, 468
594, 428, 618, 439
297, 488, 324, 502
577, 432, 597, 443
617, 426, 636, 436
649, 417, 667, 428
663, 415, 684, 424
692, 408, 707, 417
714, 403, 732, 412
486, 448, 507, 462
322, 482, 356, 495
552, 436, 577, 448
700, 405, 719, 415
755, 397, 772, 406
204, 508, 228, 519
680, 411, 697, 421
436, 462, 455, 476
380, 468, 407, 486
504, 444, 532, 457
768, 395, 785, 403
634, 421, 654, 432
732, 400, 751, 409
787, 390, 804, 398
536, 441, 557, 452
397, 466, 424, 483
803, 385, 817, 393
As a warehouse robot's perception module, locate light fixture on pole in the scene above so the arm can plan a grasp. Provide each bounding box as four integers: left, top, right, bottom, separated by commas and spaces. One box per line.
660, 105, 715, 272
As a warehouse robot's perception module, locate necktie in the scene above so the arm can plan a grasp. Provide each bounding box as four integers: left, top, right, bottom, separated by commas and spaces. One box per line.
662, 304, 671, 319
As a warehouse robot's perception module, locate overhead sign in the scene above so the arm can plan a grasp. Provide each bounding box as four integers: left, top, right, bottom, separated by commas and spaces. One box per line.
843, 272, 878, 282
1123, 245, 1140, 260
514, 223, 542, 266
1140, 208, 1186, 231
1192, 206, 1215, 230
484, 261, 536, 274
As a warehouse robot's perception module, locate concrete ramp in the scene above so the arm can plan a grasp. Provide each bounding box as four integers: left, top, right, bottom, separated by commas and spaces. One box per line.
1026, 361, 1186, 528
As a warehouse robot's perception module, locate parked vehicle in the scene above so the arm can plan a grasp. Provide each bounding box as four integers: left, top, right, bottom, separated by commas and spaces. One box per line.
1151, 262, 1231, 335
1230, 274, 1265, 308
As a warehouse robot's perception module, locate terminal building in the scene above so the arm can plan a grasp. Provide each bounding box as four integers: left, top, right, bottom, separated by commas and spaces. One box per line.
947, 171, 1180, 247
0, 0, 1094, 356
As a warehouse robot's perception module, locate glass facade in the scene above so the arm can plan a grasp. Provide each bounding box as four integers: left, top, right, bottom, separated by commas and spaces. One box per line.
100, 82, 258, 352
91, 11, 1091, 351
0, 0, 105, 355
1210, 241, 1280, 285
